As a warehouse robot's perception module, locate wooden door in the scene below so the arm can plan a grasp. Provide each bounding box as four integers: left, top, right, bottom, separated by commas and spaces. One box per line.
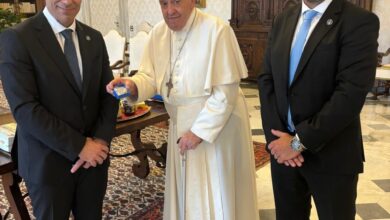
9, 0, 45, 15
35, 0, 45, 12
347, 0, 372, 10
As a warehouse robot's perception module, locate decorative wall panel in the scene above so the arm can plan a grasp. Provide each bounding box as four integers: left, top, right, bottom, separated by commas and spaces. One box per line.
89, 0, 120, 36
230, 0, 300, 80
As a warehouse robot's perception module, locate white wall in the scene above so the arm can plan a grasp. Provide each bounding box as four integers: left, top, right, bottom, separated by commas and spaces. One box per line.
127, 0, 163, 35
85, 0, 120, 36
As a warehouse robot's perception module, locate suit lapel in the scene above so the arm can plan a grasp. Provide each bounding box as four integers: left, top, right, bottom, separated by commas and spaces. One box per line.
281, 6, 301, 90
76, 22, 93, 100
292, 0, 343, 84
33, 13, 81, 96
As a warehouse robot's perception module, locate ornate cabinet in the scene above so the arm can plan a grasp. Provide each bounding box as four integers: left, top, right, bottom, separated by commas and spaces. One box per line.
35, 0, 45, 12
230, 0, 373, 80
1, 0, 46, 16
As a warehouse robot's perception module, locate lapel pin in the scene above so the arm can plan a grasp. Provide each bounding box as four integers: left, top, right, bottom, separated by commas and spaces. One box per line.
326, 19, 333, 26
86, 36, 91, 41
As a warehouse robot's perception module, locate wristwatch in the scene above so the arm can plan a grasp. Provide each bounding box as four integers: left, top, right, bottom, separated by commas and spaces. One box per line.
290, 135, 306, 152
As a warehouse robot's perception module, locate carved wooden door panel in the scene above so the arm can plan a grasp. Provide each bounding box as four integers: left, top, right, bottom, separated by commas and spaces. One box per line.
35, 0, 45, 12
230, 0, 372, 81
346, 0, 372, 10
230, 0, 300, 80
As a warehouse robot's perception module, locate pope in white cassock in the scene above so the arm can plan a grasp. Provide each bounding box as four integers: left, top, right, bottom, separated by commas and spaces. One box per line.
107, 0, 259, 219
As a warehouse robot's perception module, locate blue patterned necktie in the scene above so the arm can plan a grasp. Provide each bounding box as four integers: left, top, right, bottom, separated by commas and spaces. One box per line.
287, 10, 318, 132
61, 29, 82, 91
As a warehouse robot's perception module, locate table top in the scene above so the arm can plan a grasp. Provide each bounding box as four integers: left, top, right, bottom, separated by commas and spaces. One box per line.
0, 109, 14, 125
376, 67, 390, 80
0, 151, 13, 175
0, 112, 14, 174
115, 101, 169, 136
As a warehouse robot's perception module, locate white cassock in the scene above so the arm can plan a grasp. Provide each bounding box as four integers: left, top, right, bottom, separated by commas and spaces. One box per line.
129, 9, 259, 220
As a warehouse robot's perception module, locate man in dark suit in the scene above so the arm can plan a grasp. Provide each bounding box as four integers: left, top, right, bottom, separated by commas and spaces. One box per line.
0, 0, 118, 219
258, 0, 379, 219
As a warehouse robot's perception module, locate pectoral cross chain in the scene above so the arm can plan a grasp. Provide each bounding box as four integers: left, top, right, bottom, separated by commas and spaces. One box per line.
166, 77, 174, 98
165, 10, 197, 99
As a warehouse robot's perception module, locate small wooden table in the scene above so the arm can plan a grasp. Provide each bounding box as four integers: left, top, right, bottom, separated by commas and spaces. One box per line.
372, 67, 390, 99
114, 101, 169, 178
0, 113, 30, 220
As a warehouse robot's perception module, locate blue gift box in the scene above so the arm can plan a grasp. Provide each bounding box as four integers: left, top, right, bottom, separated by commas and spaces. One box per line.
113, 84, 131, 100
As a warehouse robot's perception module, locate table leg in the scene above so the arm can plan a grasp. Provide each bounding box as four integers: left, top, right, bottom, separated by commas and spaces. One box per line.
130, 130, 150, 178
130, 130, 167, 179
385, 80, 390, 96
1, 173, 30, 220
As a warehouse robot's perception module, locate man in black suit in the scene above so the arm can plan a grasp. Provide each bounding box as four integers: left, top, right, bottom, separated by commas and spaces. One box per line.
258, 0, 379, 219
0, 0, 118, 219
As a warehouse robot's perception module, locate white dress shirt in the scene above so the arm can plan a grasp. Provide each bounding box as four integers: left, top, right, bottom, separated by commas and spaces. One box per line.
292, 0, 333, 48
43, 7, 83, 80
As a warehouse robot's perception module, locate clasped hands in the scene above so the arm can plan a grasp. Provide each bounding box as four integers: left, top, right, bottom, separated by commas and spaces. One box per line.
268, 129, 305, 167
71, 137, 109, 173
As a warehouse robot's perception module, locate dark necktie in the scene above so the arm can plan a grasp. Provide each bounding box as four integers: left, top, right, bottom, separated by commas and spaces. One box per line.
61, 29, 82, 91
287, 10, 318, 131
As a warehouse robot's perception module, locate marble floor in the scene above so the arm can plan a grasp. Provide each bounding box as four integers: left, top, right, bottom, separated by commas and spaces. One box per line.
241, 82, 390, 220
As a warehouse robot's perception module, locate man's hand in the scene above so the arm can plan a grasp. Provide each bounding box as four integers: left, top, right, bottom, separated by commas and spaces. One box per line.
79, 137, 109, 164
70, 138, 108, 173
268, 129, 304, 167
70, 159, 93, 173
93, 137, 108, 146
177, 131, 203, 155
282, 155, 305, 167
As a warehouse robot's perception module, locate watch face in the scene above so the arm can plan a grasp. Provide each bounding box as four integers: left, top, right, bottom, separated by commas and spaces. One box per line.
291, 138, 301, 151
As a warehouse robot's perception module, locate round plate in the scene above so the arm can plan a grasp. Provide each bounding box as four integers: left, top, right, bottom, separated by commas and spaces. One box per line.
117, 103, 151, 122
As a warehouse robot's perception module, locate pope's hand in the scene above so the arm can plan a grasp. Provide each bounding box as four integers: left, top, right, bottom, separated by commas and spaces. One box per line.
106, 78, 138, 97
177, 131, 203, 155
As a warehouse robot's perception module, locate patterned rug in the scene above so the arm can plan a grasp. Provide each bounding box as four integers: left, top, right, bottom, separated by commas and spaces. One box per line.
254, 141, 269, 169
129, 197, 164, 220
0, 129, 268, 219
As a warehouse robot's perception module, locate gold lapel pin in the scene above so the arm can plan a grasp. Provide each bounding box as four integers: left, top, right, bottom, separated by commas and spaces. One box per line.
86, 36, 91, 41
326, 19, 333, 26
